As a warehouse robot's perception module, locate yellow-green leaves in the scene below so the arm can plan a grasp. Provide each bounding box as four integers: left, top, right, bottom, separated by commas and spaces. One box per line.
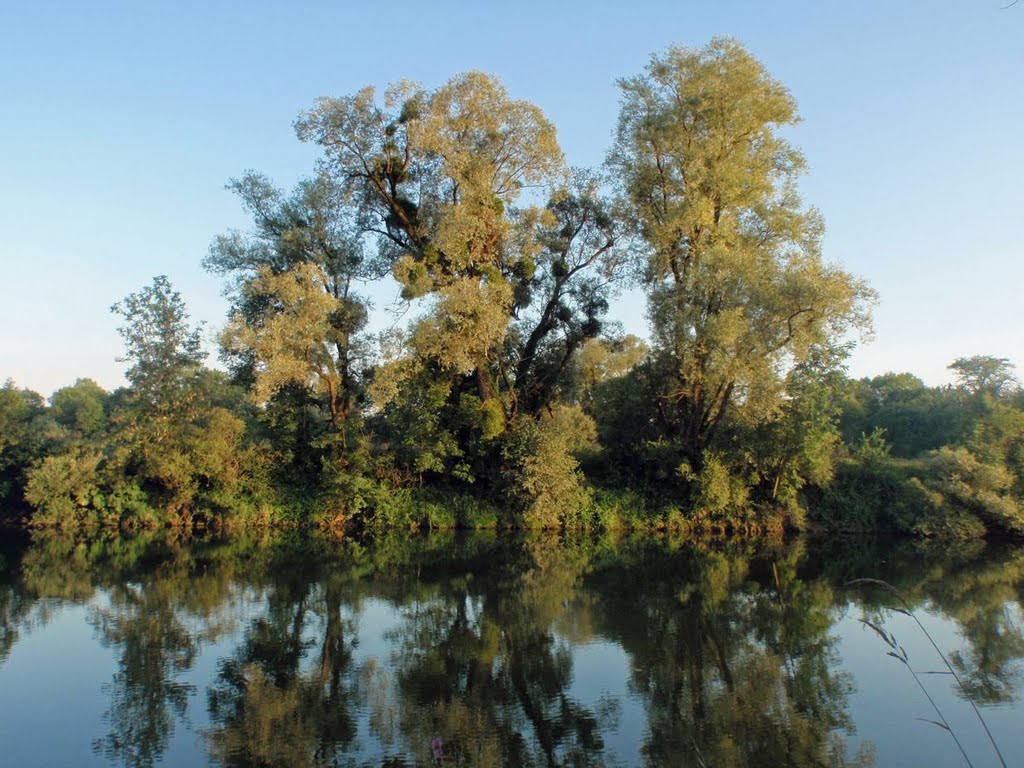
416, 71, 563, 196
407, 72, 563, 283
411, 278, 514, 375
223, 263, 343, 407
611, 39, 874, 467
503, 404, 597, 527
298, 71, 564, 290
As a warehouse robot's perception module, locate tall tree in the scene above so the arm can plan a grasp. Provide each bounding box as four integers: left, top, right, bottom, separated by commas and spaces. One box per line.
297, 73, 623, 497
609, 39, 873, 476
111, 275, 205, 421
207, 173, 379, 460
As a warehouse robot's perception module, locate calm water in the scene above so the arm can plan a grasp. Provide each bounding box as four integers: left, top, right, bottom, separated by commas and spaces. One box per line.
0, 531, 1021, 768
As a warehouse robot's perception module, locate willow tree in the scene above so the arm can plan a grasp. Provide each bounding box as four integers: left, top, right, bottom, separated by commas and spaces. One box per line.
206, 173, 380, 466
297, 74, 621, 507
609, 39, 873, 483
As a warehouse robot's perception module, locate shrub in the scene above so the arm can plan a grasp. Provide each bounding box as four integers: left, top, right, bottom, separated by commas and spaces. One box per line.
26, 450, 102, 525
924, 447, 1024, 536
502, 405, 596, 528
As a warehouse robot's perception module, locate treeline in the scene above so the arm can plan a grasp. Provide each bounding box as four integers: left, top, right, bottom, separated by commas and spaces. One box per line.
2, 39, 1021, 537
817, 360, 1024, 537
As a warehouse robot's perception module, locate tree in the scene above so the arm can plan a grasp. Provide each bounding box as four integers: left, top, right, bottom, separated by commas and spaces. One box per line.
949, 355, 1020, 398
609, 39, 874, 481
298, 73, 623, 504
744, 345, 849, 515
296, 74, 618, 423
111, 276, 205, 418
207, 172, 378, 462
570, 334, 648, 408
296, 72, 565, 423
0, 381, 53, 511
24, 276, 270, 526
837, 373, 967, 458
50, 378, 108, 437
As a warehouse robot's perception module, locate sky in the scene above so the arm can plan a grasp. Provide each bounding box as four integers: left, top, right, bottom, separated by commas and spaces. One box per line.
1, 0, 1022, 397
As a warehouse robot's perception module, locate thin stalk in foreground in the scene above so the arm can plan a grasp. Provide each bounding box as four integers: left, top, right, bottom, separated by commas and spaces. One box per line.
846, 578, 1007, 768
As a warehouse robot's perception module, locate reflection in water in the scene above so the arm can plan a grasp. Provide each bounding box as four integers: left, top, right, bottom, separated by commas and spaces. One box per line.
208, 546, 360, 767
380, 538, 612, 767
1, 531, 1023, 767
589, 540, 864, 766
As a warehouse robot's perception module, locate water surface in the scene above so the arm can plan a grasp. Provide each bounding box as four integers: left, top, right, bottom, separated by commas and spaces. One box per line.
1, 531, 1021, 767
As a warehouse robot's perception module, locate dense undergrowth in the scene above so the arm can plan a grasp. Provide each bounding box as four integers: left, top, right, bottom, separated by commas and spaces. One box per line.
3, 338, 1022, 538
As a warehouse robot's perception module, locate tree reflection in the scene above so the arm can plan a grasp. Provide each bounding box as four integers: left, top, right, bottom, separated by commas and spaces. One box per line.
206, 548, 360, 767
13, 533, 252, 767
378, 535, 612, 767
0, 538, 33, 665
89, 539, 240, 768
589, 539, 871, 767
91, 586, 197, 768
1, 531, 1023, 767
816, 537, 1024, 706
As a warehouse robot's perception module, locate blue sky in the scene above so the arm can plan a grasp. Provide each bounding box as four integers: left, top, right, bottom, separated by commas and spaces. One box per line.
2, 0, 1022, 396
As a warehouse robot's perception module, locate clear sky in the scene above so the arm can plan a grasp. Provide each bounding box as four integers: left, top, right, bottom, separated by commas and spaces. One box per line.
2, 0, 1022, 397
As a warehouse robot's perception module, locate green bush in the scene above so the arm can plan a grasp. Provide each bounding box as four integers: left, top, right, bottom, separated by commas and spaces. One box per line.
923, 447, 1024, 536
502, 405, 596, 528
24, 449, 106, 528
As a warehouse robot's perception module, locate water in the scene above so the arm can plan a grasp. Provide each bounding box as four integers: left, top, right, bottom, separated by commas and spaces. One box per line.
0, 531, 1021, 767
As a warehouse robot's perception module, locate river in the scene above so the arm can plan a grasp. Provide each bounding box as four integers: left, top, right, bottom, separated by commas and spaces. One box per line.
0, 531, 1020, 767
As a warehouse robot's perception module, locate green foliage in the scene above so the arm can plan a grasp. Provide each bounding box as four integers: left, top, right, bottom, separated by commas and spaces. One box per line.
924, 447, 1024, 536
736, 346, 848, 521
24, 451, 154, 531
839, 374, 968, 457
967, 400, 1024, 490
854, 427, 892, 465
814, 456, 931, 533
609, 38, 874, 477
24, 449, 107, 527
679, 452, 735, 515
50, 378, 108, 437
369, 359, 468, 484
0, 381, 54, 513
812, 443, 1020, 540
502, 405, 596, 528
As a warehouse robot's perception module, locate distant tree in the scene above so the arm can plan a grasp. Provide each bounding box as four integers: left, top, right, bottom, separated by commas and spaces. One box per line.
949, 355, 1020, 398
838, 373, 967, 457
111, 275, 205, 418
50, 378, 108, 437
0, 381, 53, 510
570, 334, 648, 407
